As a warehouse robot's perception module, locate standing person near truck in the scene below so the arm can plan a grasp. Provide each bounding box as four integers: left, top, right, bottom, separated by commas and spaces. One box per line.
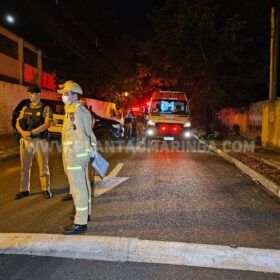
14, 86, 53, 200
135, 107, 145, 141
124, 108, 133, 140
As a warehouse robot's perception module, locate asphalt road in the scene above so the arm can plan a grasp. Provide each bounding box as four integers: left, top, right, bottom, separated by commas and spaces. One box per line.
0, 140, 279, 250
1, 254, 279, 280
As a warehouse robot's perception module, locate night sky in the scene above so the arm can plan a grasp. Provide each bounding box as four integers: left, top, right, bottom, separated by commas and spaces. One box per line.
0, 0, 161, 44
0, 0, 277, 104
97, 0, 162, 38
0, 1, 164, 105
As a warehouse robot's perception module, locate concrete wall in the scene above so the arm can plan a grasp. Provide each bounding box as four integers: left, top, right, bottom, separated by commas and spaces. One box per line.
0, 26, 55, 89
262, 100, 280, 149
0, 81, 117, 136
0, 53, 20, 80
217, 101, 265, 140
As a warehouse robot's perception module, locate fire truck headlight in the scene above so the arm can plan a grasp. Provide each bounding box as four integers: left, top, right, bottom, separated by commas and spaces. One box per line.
184, 131, 191, 138
147, 129, 154, 136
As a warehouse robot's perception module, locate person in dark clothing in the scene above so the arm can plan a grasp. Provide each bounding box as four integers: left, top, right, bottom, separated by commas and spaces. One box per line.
124, 109, 133, 140
135, 109, 145, 141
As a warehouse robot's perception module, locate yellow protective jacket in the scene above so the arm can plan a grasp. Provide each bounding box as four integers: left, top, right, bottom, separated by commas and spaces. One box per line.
62, 101, 97, 158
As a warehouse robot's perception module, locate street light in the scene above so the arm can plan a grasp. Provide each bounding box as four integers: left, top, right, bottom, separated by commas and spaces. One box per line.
5, 14, 15, 24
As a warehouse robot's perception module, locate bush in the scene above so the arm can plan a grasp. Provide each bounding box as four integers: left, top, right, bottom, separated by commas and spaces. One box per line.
207, 131, 223, 140
196, 130, 207, 139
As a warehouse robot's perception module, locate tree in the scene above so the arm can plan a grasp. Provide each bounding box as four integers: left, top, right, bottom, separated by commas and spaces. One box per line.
142, 0, 272, 129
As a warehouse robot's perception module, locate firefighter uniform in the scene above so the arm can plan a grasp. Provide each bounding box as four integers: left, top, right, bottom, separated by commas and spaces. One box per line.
16, 101, 52, 196
60, 92, 97, 226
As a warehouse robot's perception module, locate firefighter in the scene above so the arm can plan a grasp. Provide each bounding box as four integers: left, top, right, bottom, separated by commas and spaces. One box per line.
14, 86, 53, 199
58, 81, 97, 235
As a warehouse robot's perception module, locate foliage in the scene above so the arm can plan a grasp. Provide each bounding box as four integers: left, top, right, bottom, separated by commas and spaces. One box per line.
142, 0, 272, 110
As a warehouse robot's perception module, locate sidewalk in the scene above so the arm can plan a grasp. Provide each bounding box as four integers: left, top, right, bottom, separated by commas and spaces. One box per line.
0, 135, 19, 162
197, 135, 280, 199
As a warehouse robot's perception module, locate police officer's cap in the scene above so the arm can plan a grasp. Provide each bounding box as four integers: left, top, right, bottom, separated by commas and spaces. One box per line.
27, 85, 41, 94
57, 80, 83, 95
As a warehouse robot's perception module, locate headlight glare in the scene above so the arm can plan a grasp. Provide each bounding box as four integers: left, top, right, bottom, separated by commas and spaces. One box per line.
184, 122, 191, 127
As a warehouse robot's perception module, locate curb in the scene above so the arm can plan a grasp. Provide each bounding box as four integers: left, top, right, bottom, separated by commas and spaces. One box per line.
197, 138, 280, 199
216, 149, 280, 199
0, 233, 279, 273
0, 148, 19, 162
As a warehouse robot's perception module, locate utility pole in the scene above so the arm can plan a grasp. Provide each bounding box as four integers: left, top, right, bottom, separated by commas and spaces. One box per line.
269, 7, 279, 101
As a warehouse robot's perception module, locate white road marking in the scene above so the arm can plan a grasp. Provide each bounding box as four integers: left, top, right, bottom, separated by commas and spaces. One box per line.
94, 177, 129, 197
95, 163, 124, 182
0, 233, 279, 274
94, 163, 128, 197
107, 163, 124, 178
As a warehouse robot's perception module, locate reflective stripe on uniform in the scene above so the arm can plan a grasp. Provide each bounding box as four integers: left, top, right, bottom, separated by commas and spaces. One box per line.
76, 206, 88, 211
76, 152, 88, 158
66, 166, 82, 170
63, 141, 73, 145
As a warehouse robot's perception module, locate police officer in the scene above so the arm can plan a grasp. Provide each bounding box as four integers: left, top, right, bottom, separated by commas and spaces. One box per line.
58, 81, 97, 235
15, 86, 53, 199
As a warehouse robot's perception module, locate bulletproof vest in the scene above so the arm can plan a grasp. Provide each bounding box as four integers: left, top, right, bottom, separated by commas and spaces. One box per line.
20, 103, 48, 139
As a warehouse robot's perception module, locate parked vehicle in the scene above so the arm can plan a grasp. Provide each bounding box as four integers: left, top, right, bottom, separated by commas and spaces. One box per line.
12, 99, 123, 142
91, 110, 123, 142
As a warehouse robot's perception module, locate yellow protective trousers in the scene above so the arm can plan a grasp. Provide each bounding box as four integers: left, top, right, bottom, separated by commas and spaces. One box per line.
63, 143, 91, 225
